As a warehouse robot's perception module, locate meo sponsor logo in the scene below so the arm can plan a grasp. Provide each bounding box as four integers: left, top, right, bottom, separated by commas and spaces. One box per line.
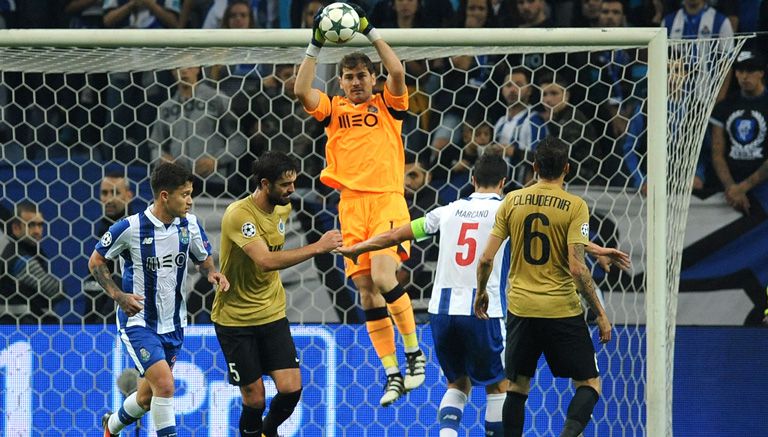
338, 113, 378, 128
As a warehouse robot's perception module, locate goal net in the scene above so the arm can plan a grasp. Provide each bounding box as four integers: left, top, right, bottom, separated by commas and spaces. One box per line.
0, 29, 747, 436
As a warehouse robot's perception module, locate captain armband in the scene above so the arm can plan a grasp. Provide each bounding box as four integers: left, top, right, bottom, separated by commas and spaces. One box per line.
410, 217, 431, 242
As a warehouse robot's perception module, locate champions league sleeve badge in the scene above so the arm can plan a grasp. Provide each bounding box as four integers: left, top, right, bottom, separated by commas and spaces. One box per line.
100, 231, 112, 247
581, 223, 590, 237
242, 222, 257, 238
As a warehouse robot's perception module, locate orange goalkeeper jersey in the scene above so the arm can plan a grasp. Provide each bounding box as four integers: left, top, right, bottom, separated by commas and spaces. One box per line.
305, 85, 408, 194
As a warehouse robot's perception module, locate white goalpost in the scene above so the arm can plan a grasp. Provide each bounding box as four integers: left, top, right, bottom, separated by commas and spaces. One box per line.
0, 28, 748, 436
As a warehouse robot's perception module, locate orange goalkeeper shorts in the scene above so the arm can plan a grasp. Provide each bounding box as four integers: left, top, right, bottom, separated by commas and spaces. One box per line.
338, 190, 411, 278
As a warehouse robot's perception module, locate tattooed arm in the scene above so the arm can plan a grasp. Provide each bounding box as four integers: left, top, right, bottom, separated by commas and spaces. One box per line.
88, 250, 144, 317
569, 243, 612, 343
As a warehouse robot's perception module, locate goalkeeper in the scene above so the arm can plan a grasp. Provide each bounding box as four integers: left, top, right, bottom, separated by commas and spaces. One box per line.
295, 4, 426, 407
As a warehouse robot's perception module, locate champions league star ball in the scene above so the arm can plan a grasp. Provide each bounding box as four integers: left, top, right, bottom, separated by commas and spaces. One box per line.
318, 2, 359, 44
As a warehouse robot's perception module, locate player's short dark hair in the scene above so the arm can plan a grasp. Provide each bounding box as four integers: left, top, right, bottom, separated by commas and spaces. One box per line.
473, 148, 508, 188
253, 151, 299, 184
150, 162, 193, 198
535, 136, 570, 180
339, 52, 375, 76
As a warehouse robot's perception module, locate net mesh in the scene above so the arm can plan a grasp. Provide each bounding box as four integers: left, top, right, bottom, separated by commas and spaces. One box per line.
0, 32, 748, 436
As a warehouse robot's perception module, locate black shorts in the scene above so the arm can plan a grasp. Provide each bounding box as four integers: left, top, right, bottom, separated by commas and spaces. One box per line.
505, 312, 598, 381
214, 317, 299, 386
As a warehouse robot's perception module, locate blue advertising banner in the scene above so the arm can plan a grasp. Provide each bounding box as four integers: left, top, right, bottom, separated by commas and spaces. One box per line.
1, 324, 765, 436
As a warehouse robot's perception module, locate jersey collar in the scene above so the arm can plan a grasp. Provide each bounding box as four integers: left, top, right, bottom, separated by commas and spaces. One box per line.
144, 205, 180, 228
469, 192, 502, 200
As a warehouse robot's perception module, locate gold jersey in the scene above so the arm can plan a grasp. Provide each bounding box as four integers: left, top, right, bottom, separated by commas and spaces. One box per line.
212, 196, 291, 326
491, 183, 590, 318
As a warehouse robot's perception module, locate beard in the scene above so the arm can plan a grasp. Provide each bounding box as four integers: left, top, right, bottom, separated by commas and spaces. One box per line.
268, 191, 291, 206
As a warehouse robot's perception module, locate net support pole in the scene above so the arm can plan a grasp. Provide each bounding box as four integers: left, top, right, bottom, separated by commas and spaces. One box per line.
646, 29, 670, 437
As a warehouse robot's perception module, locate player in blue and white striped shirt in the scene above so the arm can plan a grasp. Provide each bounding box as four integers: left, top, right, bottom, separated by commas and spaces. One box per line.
338, 150, 510, 436
89, 162, 229, 437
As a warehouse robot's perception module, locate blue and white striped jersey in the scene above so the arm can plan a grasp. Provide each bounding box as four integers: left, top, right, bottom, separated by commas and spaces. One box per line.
663, 6, 733, 39
494, 108, 547, 153
95, 206, 211, 334
416, 192, 510, 318
103, 0, 180, 29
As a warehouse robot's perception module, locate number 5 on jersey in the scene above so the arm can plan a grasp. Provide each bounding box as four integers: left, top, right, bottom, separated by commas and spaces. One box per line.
455, 222, 480, 266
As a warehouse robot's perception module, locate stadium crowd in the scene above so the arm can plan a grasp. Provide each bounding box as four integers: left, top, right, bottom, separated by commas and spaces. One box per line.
0, 0, 766, 325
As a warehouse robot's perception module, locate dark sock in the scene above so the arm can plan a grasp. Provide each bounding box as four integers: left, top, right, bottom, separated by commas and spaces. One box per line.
502, 391, 528, 437
239, 404, 264, 436
262, 389, 302, 437
560, 386, 599, 437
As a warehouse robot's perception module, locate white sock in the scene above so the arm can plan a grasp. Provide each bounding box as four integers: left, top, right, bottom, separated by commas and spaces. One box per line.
438, 388, 467, 437
109, 392, 146, 433
150, 396, 176, 431
485, 393, 506, 435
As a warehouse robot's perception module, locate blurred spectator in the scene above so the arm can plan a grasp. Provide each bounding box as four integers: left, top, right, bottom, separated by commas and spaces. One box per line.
431, 120, 493, 203
0, 201, 64, 324
209, 0, 262, 103
710, 50, 768, 215
599, 0, 626, 27
371, 0, 427, 27
102, 0, 180, 162
202, 0, 277, 28
370, 0, 455, 27
494, 67, 547, 186
148, 66, 246, 197
83, 171, 135, 323
661, 0, 733, 102
545, 0, 572, 26
96, 171, 136, 238
179, 0, 212, 28
538, 74, 603, 185
430, 0, 499, 153
508, 0, 566, 75
291, 0, 326, 28
103, 0, 180, 28
65, 0, 104, 28
572, 0, 602, 26
405, 154, 439, 216
515, 0, 552, 27
247, 64, 324, 188
455, 0, 499, 27
661, 0, 733, 39
400, 154, 439, 315
574, 0, 647, 139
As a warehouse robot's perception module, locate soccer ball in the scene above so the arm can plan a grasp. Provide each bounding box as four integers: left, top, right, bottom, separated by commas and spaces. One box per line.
318, 2, 359, 44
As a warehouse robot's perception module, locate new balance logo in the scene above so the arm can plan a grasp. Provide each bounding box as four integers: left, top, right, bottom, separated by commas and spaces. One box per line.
442, 414, 459, 421
338, 113, 379, 128
142, 237, 154, 245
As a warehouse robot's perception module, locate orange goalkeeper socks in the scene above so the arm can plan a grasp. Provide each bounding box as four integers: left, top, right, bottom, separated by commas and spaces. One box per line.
384, 286, 419, 353
365, 307, 399, 375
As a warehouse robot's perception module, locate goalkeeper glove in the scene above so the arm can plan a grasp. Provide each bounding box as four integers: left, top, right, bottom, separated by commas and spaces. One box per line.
349, 3, 381, 43
306, 9, 325, 58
